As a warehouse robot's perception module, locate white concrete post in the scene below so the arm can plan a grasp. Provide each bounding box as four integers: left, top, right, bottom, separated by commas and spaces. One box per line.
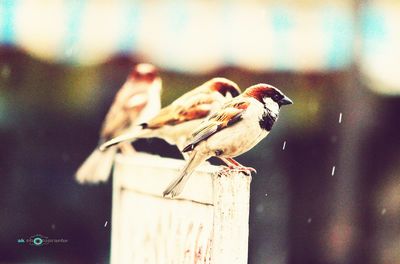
110, 153, 251, 264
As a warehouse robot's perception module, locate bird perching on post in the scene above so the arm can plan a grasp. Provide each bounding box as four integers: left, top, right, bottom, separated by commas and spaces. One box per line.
79, 74, 293, 263
99, 77, 241, 153
163, 84, 293, 198
75, 63, 162, 184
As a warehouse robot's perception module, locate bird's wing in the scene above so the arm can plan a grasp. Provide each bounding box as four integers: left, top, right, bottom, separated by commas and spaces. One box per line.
100, 92, 147, 141
182, 98, 250, 152
144, 91, 218, 128
124, 93, 148, 109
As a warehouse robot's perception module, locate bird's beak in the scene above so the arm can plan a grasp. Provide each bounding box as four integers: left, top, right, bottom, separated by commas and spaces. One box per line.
279, 96, 293, 106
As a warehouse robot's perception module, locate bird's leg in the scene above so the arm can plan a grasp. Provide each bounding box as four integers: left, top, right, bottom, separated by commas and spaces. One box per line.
218, 157, 237, 170
218, 157, 256, 176
119, 142, 136, 155
224, 157, 240, 166
226, 158, 257, 173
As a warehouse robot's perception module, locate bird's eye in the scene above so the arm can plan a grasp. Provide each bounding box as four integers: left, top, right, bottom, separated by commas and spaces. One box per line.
273, 94, 281, 102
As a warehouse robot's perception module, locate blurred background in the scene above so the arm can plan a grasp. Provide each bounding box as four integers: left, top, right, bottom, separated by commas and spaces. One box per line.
0, 0, 399, 263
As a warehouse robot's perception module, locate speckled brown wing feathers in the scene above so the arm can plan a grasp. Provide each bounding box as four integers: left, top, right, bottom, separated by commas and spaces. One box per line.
182, 98, 250, 152
144, 89, 218, 129
100, 94, 147, 141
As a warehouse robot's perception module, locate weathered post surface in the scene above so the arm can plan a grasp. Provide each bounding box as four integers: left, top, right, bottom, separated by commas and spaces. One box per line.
110, 153, 251, 264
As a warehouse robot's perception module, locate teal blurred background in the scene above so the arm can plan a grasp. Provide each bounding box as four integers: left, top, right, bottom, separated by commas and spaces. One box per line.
0, 1, 399, 263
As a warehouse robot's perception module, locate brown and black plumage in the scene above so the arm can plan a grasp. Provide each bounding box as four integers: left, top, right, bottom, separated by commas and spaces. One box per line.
75, 63, 162, 184
99, 77, 241, 153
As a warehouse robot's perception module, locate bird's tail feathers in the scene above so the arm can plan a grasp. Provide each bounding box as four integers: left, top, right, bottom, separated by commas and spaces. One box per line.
163, 151, 205, 198
98, 126, 150, 151
75, 148, 116, 184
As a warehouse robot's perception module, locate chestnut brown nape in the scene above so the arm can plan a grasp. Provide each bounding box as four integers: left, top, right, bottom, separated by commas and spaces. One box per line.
129, 64, 158, 82
214, 82, 241, 97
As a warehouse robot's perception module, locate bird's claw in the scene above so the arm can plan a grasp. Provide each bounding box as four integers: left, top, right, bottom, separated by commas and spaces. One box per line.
221, 165, 256, 176
220, 165, 234, 173
235, 166, 257, 176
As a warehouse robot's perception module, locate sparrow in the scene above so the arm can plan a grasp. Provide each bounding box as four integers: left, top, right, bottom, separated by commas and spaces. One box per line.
163, 83, 293, 198
75, 63, 162, 184
98, 77, 241, 153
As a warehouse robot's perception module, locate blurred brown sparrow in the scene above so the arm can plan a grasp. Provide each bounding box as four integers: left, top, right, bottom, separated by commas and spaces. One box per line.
75, 63, 162, 184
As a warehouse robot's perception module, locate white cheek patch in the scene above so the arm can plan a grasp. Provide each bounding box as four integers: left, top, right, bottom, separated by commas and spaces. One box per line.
263, 97, 280, 115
